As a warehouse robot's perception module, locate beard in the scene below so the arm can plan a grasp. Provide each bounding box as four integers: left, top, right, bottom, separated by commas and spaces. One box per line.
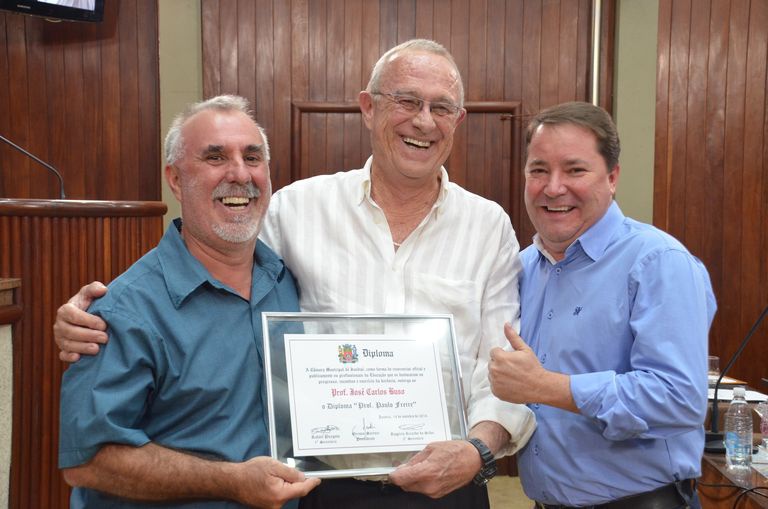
210, 180, 263, 243
212, 214, 261, 243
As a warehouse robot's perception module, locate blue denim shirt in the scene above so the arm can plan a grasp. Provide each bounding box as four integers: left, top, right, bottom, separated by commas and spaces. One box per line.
517, 202, 717, 506
59, 219, 300, 508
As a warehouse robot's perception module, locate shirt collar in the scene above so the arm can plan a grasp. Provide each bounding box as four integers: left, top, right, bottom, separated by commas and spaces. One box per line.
158, 218, 286, 308
357, 156, 451, 211
533, 201, 625, 264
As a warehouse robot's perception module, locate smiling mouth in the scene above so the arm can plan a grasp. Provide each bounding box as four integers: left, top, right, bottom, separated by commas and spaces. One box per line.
543, 205, 574, 213
219, 196, 252, 210
403, 136, 431, 149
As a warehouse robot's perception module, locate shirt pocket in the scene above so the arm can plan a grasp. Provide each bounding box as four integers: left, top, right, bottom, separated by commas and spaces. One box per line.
408, 272, 481, 352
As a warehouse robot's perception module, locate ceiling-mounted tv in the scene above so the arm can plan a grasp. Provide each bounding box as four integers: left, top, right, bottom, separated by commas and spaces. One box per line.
0, 0, 104, 22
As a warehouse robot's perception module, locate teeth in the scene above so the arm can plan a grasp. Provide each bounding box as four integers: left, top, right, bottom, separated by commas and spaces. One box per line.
221, 197, 250, 206
546, 206, 572, 212
403, 137, 431, 148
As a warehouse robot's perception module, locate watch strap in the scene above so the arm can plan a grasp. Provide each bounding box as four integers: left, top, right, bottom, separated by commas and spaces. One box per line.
467, 437, 497, 486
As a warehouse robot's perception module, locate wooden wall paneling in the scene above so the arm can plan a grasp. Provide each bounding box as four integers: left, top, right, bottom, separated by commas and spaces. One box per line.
137, 2, 160, 200
722, 0, 749, 379
255, 0, 275, 164
236, 1, 256, 110
118, 0, 139, 199
738, 0, 768, 390
379, 0, 397, 52
81, 23, 104, 199
326, 0, 346, 174
342, 0, 363, 173
0, 1, 160, 201
2, 200, 165, 509
273, 0, 292, 188
655, 0, 768, 389
396, 0, 416, 41
100, 4, 122, 200
539, 0, 561, 108
414, 0, 434, 39
201, 0, 221, 95
596, 0, 614, 112
684, 0, 712, 260
700, 0, 729, 353
308, 0, 328, 177
0, 14, 6, 198
4, 14, 31, 198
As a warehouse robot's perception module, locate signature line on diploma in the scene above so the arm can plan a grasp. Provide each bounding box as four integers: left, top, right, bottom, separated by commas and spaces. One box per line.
398, 423, 425, 431
311, 425, 340, 433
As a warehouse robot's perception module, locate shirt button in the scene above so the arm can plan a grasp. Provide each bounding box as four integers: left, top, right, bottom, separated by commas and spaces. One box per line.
533, 444, 539, 455
540, 353, 547, 363
533, 403, 540, 409
555, 267, 562, 275
546, 310, 553, 319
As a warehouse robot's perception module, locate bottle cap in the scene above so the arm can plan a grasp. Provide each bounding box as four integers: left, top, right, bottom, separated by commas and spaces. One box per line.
733, 386, 746, 398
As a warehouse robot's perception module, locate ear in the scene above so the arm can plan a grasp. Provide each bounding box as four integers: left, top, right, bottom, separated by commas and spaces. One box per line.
454, 107, 467, 128
608, 164, 620, 195
359, 91, 375, 130
165, 164, 183, 202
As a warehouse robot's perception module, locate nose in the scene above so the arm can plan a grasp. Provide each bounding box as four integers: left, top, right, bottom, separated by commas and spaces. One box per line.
412, 102, 437, 130
543, 172, 566, 197
226, 158, 251, 184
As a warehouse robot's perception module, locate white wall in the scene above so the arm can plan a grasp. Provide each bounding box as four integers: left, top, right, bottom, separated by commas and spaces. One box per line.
613, 0, 658, 223
0, 324, 12, 509
158, 0, 202, 228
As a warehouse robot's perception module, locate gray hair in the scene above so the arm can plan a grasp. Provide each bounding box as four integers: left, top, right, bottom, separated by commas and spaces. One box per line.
526, 101, 620, 171
164, 94, 270, 165
366, 39, 465, 107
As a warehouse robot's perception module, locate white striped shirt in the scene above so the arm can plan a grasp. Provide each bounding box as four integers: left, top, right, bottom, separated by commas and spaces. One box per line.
261, 156, 535, 456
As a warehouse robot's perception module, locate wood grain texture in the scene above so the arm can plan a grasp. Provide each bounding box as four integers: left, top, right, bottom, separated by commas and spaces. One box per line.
0, 1, 160, 201
0, 200, 165, 508
655, 0, 768, 390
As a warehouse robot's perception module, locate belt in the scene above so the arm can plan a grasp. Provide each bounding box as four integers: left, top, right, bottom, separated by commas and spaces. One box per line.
534, 479, 695, 509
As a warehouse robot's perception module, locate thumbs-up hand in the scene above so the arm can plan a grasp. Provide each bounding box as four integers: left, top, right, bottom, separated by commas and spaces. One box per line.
489, 323, 578, 412
488, 323, 545, 404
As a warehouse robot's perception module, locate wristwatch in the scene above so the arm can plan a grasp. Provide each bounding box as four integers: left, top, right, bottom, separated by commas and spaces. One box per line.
467, 437, 497, 486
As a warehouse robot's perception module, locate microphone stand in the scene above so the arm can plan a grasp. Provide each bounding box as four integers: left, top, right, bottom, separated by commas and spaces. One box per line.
0, 133, 66, 199
704, 303, 768, 453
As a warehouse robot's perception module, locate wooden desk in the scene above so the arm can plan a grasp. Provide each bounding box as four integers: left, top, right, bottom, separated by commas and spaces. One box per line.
700, 441, 768, 508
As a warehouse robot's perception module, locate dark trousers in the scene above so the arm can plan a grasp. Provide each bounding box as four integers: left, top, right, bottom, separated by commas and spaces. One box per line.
299, 478, 490, 509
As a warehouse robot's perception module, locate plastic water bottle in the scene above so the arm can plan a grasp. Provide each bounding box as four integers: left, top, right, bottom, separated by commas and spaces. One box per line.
724, 386, 753, 469
757, 400, 768, 449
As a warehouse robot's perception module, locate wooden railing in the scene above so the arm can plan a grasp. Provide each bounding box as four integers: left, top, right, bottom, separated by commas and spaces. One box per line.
0, 199, 166, 508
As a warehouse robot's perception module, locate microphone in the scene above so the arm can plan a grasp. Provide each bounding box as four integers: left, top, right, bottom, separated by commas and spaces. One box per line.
704, 303, 768, 453
0, 133, 66, 199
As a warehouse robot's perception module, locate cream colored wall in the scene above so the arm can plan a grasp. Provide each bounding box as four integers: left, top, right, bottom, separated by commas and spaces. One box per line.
613, 0, 658, 224
159, 0, 202, 229
156, 0, 658, 225
0, 324, 12, 508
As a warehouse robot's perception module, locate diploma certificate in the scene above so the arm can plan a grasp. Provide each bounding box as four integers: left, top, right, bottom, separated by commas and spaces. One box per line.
284, 334, 451, 456
262, 313, 467, 478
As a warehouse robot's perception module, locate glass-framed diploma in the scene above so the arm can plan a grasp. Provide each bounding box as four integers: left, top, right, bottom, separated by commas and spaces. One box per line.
262, 313, 468, 478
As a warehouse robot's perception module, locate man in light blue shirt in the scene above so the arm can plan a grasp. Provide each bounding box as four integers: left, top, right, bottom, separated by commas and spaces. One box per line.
489, 101, 716, 508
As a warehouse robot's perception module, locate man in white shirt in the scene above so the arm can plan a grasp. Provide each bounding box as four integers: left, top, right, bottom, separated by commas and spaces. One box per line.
54, 39, 534, 508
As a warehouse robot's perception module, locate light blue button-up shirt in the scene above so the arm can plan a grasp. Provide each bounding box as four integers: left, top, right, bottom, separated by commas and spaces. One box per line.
59, 219, 300, 508
517, 202, 716, 506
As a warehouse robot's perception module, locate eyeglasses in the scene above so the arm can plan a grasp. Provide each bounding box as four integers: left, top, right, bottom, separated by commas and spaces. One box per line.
371, 92, 462, 118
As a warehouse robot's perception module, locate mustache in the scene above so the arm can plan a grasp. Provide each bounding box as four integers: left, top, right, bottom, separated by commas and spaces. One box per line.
211, 181, 261, 200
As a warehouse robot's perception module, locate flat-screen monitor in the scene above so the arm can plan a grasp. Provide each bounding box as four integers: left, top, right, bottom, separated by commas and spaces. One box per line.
0, 0, 104, 22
